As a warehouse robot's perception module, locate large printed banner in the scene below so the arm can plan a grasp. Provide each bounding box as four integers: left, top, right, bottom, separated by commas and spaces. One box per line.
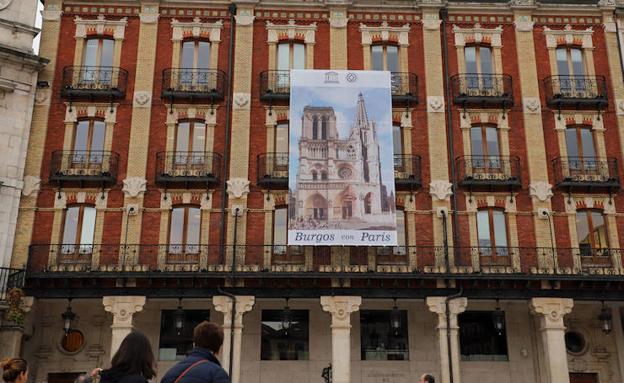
288, 70, 397, 246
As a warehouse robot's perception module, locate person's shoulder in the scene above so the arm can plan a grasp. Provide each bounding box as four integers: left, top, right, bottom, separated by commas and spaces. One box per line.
118, 374, 147, 383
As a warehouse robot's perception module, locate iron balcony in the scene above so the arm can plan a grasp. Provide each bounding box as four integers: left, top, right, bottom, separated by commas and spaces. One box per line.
552, 156, 619, 192
450, 73, 513, 108
259, 70, 419, 105
161, 68, 227, 103
543, 75, 608, 110
456, 155, 521, 190
256, 153, 422, 191
155, 151, 222, 188
61, 66, 128, 101
49, 150, 119, 186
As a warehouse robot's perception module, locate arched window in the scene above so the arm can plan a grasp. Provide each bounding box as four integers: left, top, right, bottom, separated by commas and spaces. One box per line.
321, 116, 328, 140
73, 119, 106, 164
556, 47, 585, 77
470, 125, 500, 170
82, 37, 114, 83
465, 45, 492, 75
175, 120, 206, 165
371, 44, 399, 72
565, 126, 597, 174
181, 40, 211, 70
275, 121, 289, 154
476, 208, 508, 256
311, 170, 318, 181
576, 209, 608, 256
277, 41, 305, 70
320, 171, 328, 180
169, 206, 201, 254
312, 115, 318, 140
61, 205, 96, 255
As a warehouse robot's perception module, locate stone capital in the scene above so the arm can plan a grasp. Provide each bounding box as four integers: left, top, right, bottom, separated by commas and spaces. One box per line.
227, 178, 251, 199
529, 181, 553, 202
22, 176, 41, 197
530, 297, 573, 330
320, 296, 361, 329
426, 296, 468, 329
213, 295, 255, 328
429, 180, 453, 201
122, 177, 147, 198
103, 296, 146, 329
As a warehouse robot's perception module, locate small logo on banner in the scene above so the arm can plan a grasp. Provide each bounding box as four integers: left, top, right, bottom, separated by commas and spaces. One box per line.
324, 71, 339, 84
346, 72, 358, 83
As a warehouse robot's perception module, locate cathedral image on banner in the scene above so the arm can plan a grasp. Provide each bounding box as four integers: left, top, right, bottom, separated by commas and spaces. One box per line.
288, 70, 397, 246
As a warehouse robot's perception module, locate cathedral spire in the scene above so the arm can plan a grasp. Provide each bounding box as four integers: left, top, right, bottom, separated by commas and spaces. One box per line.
354, 92, 369, 128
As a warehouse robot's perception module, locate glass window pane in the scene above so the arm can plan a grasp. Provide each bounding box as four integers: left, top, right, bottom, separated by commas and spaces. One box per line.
176, 122, 190, 153
571, 48, 585, 76
576, 211, 591, 246
565, 129, 579, 158
556, 48, 569, 76
293, 43, 305, 70
479, 47, 493, 74
83, 39, 98, 67
470, 127, 484, 157
360, 310, 409, 361
159, 310, 210, 360
101, 39, 114, 67
459, 311, 508, 361
62, 207, 80, 244
465, 46, 477, 73
73, 121, 89, 153
197, 41, 211, 69
79, 207, 96, 246
182, 41, 195, 68
580, 129, 595, 158
261, 310, 309, 360
492, 211, 507, 248
591, 211, 607, 249
485, 127, 499, 157
386, 46, 399, 72
277, 43, 290, 70
273, 208, 287, 246
371, 45, 384, 71
186, 207, 201, 245
477, 210, 491, 247
170, 208, 185, 245
90, 121, 106, 153
392, 125, 402, 156
191, 123, 206, 153
276, 123, 289, 153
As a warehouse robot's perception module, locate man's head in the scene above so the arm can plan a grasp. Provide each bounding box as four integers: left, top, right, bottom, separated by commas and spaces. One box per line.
193, 321, 224, 354
419, 374, 434, 383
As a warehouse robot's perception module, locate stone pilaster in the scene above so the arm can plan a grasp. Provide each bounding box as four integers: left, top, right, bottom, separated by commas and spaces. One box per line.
529, 298, 574, 383
212, 295, 255, 383
426, 296, 468, 383
0, 297, 34, 359
102, 296, 146, 359
328, 8, 348, 69
320, 296, 361, 383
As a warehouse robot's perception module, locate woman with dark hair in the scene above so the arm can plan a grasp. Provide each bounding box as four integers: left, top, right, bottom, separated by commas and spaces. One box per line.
100, 331, 156, 383
1, 358, 27, 383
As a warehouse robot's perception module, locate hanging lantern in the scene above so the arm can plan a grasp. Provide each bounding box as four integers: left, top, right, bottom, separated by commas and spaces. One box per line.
599, 302, 613, 335
390, 299, 402, 335
281, 298, 293, 336
61, 300, 76, 335
492, 301, 505, 336
174, 299, 185, 336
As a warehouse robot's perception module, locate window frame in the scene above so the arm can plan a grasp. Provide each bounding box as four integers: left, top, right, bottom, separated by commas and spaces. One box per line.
459, 311, 509, 362
565, 125, 596, 159
555, 46, 586, 77
464, 44, 493, 75
158, 309, 211, 361
73, 118, 106, 153
476, 208, 510, 261
168, 205, 202, 255
370, 43, 400, 72
260, 309, 310, 361
359, 309, 410, 361
60, 205, 97, 257
575, 209, 609, 254
276, 40, 306, 70
180, 39, 212, 70
83, 37, 114, 67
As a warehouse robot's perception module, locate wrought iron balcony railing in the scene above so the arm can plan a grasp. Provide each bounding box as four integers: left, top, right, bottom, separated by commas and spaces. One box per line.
61, 66, 128, 100
156, 151, 222, 187
552, 156, 619, 191
543, 75, 608, 110
456, 155, 521, 190
257, 153, 289, 189
255, 153, 421, 190
27, 244, 621, 276
0, 267, 25, 302
50, 150, 119, 185
394, 154, 422, 190
259, 71, 418, 105
161, 68, 227, 102
450, 74, 513, 107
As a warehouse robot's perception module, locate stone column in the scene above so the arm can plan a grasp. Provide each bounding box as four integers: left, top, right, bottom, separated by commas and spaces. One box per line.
426, 296, 468, 383
320, 296, 362, 383
0, 297, 34, 359
102, 296, 146, 359
529, 298, 574, 383
213, 295, 255, 383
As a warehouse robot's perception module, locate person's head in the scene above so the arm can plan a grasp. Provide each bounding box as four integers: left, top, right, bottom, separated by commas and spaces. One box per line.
110, 331, 155, 379
419, 374, 434, 383
1, 358, 27, 383
193, 321, 224, 354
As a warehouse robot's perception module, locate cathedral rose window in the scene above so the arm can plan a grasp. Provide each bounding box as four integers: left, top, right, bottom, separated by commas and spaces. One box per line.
339, 167, 353, 180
